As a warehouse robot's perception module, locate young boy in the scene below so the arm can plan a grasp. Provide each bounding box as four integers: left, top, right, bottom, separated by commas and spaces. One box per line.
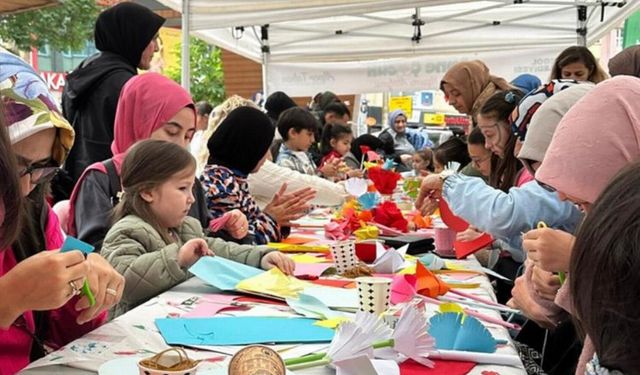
276, 107, 340, 178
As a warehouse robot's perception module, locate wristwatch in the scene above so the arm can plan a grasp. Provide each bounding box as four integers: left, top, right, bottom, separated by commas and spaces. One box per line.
439, 169, 456, 182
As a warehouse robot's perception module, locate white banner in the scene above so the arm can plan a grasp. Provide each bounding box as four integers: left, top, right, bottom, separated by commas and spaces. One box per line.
267, 47, 563, 96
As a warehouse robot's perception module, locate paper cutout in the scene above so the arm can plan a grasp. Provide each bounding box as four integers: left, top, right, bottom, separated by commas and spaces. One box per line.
315, 317, 351, 329
325, 220, 352, 241
327, 321, 376, 363
237, 268, 309, 299
411, 212, 432, 229
293, 263, 333, 278
208, 214, 231, 232
183, 295, 247, 318
60, 236, 94, 254
428, 313, 497, 353
382, 158, 398, 171
368, 166, 401, 194
303, 287, 359, 310
438, 199, 469, 232
419, 253, 445, 270
398, 359, 476, 375
454, 233, 494, 259
286, 293, 345, 320
391, 306, 435, 367
267, 242, 330, 253
373, 243, 408, 274
345, 177, 368, 197
358, 192, 381, 210
391, 274, 418, 305
156, 317, 334, 345
190, 256, 262, 291
415, 261, 450, 298
290, 254, 327, 264
438, 303, 465, 314
366, 150, 381, 162
373, 201, 408, 232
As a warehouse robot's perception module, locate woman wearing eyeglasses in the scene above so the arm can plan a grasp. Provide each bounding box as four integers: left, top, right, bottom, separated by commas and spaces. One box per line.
0, 48, 123, 374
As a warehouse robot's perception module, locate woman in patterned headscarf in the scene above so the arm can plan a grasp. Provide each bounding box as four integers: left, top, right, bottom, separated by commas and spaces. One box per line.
0, 48, 123, 373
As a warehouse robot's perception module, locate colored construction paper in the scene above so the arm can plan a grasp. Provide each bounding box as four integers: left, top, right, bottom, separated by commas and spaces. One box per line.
294, 263, 333, 277
391, 274, 417, 304
281, 235, 318, 245
314, 317, 351, 329
60, 236, 94, 254
286, 293, 345, 320
382, 158, 398, 170
325, 220, 351, 241
419, 253, 445, 270
366, 150, 381, 162
438, 200, 469, 232
267, 242, 330, 253
208, 214, 231, 232
373, 243, 408, 273
290, 253, 327, 264
368, 166, 401, 194
156, 317, 334, 345
358, 192, 380, 210
189, 256, 262, 291
237, 268, 309, 299
428, 313, 497, 353
415, 261, 449, 298
399, 359, 476, 375
302, 286, 359, 310
183, 295, 247, 318
345, 177, 368, 197
454, 233, 494, 259
311, 279, 354, 288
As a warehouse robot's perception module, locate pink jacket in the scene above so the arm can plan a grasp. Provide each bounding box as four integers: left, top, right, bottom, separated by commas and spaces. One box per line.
0, 208, 106, 375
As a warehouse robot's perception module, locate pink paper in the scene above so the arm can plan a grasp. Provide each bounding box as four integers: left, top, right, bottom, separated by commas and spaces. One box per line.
391, 274, 417, 305
293, 263, 333, 277
324, 221, 351, 240
183, 294, 245, 318
209, 214, 232, 232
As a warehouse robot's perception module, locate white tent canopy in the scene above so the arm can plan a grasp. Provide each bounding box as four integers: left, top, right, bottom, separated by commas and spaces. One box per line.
157, 0, 639, 95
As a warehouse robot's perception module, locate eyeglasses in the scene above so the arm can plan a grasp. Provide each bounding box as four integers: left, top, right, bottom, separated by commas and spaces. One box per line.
536, 179, 556, 193
471, 154, 491, 166
19, 164, 60, 185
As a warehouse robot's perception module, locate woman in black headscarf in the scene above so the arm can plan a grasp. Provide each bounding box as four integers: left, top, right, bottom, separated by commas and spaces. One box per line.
57, 3, 165, 201
199, 107, 312, 245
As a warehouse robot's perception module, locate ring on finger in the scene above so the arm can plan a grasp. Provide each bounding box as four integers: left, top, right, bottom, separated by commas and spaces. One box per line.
68, 280, 81, 297
105, 287, 118, 297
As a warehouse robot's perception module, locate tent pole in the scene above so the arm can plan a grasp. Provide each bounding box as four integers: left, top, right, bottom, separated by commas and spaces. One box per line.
181, 0, 191, 93
261, 25, 270, 99
577, 5, 587, 46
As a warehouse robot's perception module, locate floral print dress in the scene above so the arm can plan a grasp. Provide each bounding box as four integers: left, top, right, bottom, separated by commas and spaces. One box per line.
200, 164, 281, 245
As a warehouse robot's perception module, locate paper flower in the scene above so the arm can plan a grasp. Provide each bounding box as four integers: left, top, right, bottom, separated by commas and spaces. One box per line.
382, 158, 398, 171
368, 166, 401, 195
372, 201, 408, 233
358, 192, 380, 210
325, 220, 351, 241
354, 225, 379, 240
428, 312, 497, 353
345, 177, 368, 197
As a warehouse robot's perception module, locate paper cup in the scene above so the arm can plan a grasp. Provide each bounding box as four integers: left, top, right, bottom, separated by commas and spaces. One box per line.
356, 276, 392, 315
434, 227, 457, 257
330, 241, 358, 274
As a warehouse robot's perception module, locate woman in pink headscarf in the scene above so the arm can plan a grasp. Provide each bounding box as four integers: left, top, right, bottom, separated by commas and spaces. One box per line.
67, 73, 215, 251
511, 76, 640, 374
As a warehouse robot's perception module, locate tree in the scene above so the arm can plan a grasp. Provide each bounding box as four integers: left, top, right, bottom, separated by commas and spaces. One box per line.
167, 36, 225, 106
0, 0, 99, 52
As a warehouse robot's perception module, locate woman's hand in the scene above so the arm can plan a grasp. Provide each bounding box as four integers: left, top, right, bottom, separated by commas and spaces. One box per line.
530, 265, 561, 301
178, 239, 214, 269
523, 228, 574, 273
264, 184, 316, 226
0, 250, 88, 328
508, 273, 558, 329
456, 227, 483, 242
222, 210, 249, 239
415, 174, 443, 211
74, 253, 125, 325
260, 252, 295, 275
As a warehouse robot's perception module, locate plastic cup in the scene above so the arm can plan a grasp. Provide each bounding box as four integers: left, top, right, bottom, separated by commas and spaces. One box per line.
330, 241, 358, 274
356, 276, 392, 315
434, 227, 457, 257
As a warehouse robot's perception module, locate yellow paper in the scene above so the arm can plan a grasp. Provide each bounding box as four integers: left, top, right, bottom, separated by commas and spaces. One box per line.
354, 225, 379, 240
398, 264, 417, 275
290, 254, 327, 264
363, 161, 379, 170
439, 302, 465, 314
268, 242, 329, 253
237, 268, 309, 299
314, 317, 351, 329
444, 261, 468, 271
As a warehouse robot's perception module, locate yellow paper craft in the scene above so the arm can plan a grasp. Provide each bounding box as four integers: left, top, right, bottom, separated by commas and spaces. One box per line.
314, 317, 351, 329
236, 268, 310, 299
290, 254, 328, 264
354, 225, 379, 240
398, 264, 417, 275
439, 302, 465, 314
268, 242, 329, 253
444, 261, 468, 271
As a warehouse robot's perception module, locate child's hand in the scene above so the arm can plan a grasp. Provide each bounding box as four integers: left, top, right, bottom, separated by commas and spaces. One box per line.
178, 239, 214, 268
260, 252, 295, 275
346, 169, 364, 178
320, 158, 341, 177
223, 210, 249, 239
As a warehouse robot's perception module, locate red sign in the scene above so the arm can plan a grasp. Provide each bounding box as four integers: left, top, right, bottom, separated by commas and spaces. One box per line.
39, 71, 67, 92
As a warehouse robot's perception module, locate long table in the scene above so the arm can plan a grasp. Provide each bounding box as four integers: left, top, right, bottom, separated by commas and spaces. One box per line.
21, 253, 525, 375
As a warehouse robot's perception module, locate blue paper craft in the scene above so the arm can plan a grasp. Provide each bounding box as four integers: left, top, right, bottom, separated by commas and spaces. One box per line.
155, 317, 334, 345
382, 158, 398, 171
428, 312, 497, 353
60, 236, 95, 254
358, 192, 380, 210
189, 256, 263, 291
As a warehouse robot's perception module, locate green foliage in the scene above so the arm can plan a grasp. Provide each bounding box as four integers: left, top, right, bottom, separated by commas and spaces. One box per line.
0, 0, 99, 52
167, 36, 225, 106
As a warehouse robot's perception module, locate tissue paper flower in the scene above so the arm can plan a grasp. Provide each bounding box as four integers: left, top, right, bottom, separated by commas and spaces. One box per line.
368, 166, 401, 195
373, 201, 408, 233
358, 192, 380, 210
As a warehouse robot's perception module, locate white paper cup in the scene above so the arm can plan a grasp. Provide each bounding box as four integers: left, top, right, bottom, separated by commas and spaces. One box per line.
434, 227, 457, 257
330, 241, 358, 274
356, 276, 392, 315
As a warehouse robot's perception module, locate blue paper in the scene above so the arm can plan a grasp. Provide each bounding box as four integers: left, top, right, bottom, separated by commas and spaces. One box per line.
382, 158, 398, 171
358, 192, 380, 210
189, 256, 263, 291
156, 317, 334, 345
428, 312, 497, 353
60, 236, 94, 254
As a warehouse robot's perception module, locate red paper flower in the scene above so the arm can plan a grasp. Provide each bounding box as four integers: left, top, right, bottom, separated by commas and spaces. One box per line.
368, 166, 401, 195
373, 201, 408, 232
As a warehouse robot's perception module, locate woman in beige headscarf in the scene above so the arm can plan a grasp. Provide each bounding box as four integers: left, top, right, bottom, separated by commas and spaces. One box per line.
440, 60, 513, 125
195, 96, 348, 208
